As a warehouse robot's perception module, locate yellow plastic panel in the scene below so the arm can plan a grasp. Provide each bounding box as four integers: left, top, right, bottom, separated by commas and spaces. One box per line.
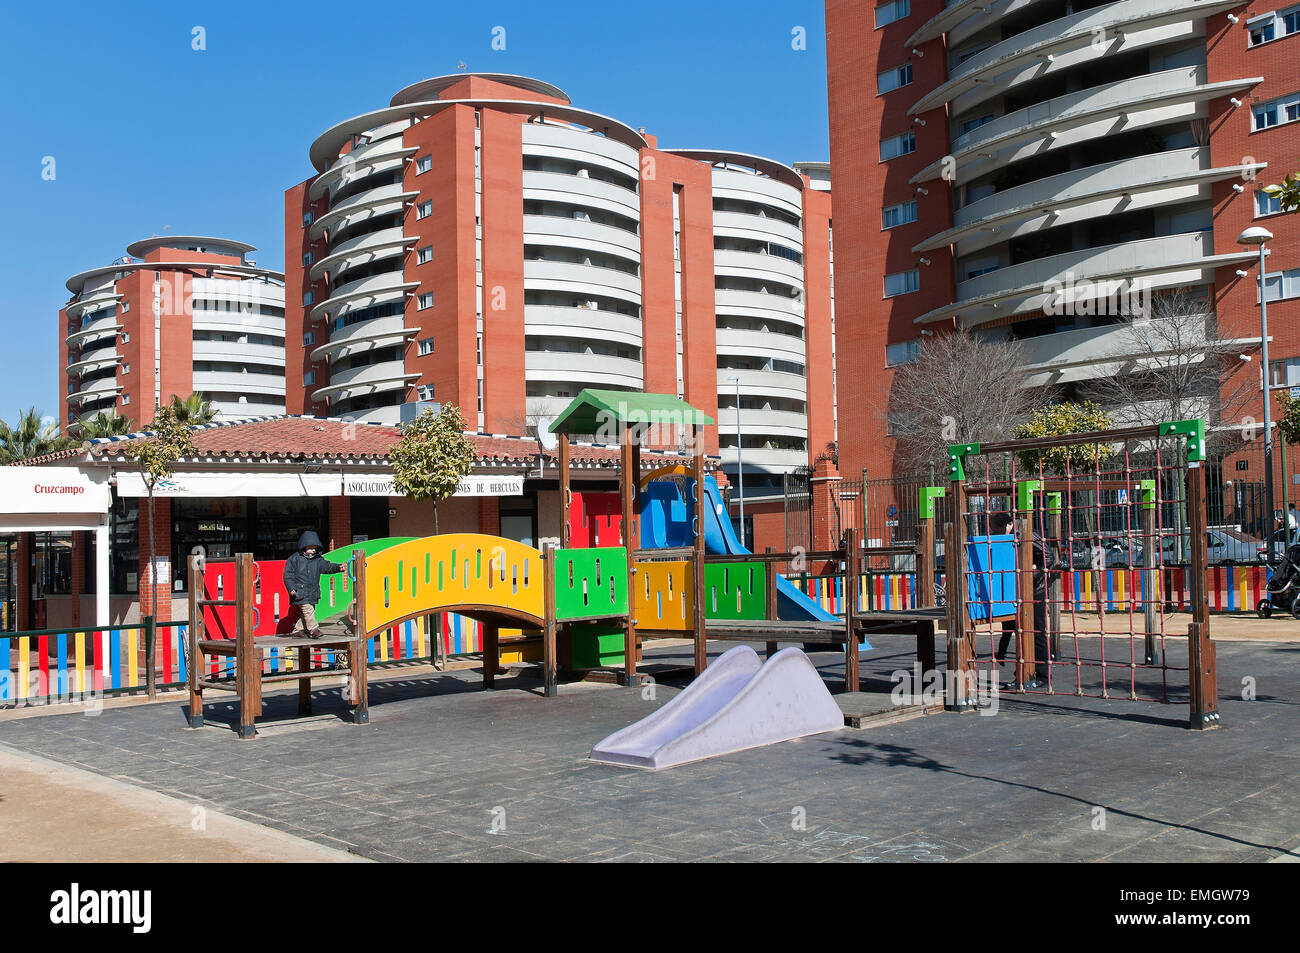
633, 560, 693, 631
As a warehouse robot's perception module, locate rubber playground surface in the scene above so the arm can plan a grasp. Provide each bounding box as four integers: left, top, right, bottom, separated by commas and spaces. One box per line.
3, 629, 1298, 863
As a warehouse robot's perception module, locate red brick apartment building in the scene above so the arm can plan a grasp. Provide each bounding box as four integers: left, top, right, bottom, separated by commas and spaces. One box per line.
284, 73, 837, 504
827, 0, 1300, 499
60, 237, 286, 430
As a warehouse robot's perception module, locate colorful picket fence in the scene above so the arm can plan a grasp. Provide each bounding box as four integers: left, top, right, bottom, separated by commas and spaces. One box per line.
786, 563, 1271, 616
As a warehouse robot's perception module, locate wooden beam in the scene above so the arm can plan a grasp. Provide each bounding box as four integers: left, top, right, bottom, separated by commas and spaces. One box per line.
1186, 462, 1218, 728
542, 544, 557, 698
559, 433, 571, 549
843, 526, 859, 692
186, 555, 204, 728
692, 428, 707, 677
235, 553, 256, 739
620, 437, 639, 686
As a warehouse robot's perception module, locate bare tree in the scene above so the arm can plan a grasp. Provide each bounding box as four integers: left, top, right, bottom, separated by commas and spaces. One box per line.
1081, 288, 1252, 444
887, 329, 1047, 474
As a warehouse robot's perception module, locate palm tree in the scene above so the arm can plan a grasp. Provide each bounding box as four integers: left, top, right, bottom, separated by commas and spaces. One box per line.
69, 411, 137, 440
0, 408, 74, 464
166, 392, 216, 426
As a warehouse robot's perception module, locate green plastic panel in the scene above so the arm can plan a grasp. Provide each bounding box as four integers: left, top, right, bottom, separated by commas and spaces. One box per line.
315, 536, 417, 622
1158, 418, 1207, 462
704, 562, 767, 621
569, 623, 627, 669
948, 442, 980, 482
553, 547, 629, 621
918, 486, 946, 520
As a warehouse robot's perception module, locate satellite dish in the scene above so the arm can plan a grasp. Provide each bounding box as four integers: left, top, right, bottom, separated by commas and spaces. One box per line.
536, 416, 558, 451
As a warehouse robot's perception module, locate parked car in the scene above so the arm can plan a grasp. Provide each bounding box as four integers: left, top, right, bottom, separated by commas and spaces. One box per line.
1070, 535, 1144, 569
1160, 529, 1260, 565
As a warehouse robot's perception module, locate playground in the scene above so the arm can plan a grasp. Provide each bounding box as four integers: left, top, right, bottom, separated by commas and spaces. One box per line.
2, 390, 1297, 860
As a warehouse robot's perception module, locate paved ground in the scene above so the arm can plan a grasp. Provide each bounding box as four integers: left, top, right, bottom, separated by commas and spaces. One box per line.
0, 746, 365, 862
1, 635, 1297, 863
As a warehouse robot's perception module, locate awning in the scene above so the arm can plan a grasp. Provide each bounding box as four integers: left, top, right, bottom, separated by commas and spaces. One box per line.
0, 467, 110, 514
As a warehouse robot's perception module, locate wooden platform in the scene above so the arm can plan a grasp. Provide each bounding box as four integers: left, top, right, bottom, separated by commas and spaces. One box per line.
835, 690, 942, 728
198, 633, 365, 657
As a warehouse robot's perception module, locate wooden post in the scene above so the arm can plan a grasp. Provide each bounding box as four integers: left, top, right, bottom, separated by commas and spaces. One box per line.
1186, 462, 1218, 728
351, 554, 370, 724
692, 430, 707, 677
542, 544, 558, 698
559, 433, 571, 549
483, 623, 499, 689
944, 486, 974, 709
764, 550, 778, 659
186, 555, 203, 728
620, 436, 639, 687
843, 527, 859, 692
235, 553, 256, 739
917, 516, 935, 609
1048, 504, 1062, 660
297, 645, 312, 715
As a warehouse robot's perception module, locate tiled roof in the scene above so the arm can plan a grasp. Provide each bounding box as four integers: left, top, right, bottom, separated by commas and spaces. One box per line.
17, 415, 707, 470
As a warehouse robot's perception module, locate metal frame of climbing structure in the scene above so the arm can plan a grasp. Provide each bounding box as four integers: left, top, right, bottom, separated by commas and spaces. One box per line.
927, 418, 1218, 729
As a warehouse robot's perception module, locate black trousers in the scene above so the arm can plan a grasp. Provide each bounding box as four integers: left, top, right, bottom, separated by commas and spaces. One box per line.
997, 596, 1049, 679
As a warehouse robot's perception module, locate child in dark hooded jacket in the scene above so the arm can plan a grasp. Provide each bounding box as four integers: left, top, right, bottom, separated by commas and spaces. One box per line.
283, 530, 345, 638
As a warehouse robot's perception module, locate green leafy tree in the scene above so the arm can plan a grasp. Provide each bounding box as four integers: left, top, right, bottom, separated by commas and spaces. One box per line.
167, 392, 216, 425
1012, 401, 1115, 476
1277, 391, 1300, 446
121, 406, 196, 697
390, 404, 475, 534
1262, 166, 1300, 213
0, 407, 74, 463
70, 412, 137, 439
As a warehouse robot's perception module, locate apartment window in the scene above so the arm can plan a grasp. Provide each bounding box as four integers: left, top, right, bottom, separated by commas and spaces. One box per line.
1253, 92, 1300, 130
302, 212, 314, 226
960, 114, 995, 135
122, 363, 130, 374
303, 370, 315, 387
302, 251, 314, 267
121, 331, 130, 343
303, 331, 314, 347
882, 200, 918, 229
884, 270, 920, 297
416, 154, 433, 174
877, 63, 913, 94
418, 384, 435, 401
1257, 189, 1284, 216
303, 291, 314, 306
416, 246, 433, 265
880, 131, 916, 161
418, 337, 435, 356
1249, 6, 1300, 45
875, 0, 910, 27
1263, 267, 1300, 303
121, 301, 130, 313
885, 339, 921, 366
416, 200, 433, 219
417, 292, 434, 310
122, 393, 130, 405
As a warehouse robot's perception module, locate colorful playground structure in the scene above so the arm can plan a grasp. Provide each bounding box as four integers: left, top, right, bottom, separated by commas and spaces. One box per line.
177, 391, 1219, 738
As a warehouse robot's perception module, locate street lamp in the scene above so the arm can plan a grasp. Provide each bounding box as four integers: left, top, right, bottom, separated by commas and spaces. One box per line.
728, 375, 744, 548
1238, 226, 1275, 551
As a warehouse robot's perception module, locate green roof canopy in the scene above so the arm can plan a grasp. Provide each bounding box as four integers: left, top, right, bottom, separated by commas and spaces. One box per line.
548, 389, 714, 437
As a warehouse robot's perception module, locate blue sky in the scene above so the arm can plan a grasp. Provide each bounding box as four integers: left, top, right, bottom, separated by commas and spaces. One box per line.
0, 0, 829, 425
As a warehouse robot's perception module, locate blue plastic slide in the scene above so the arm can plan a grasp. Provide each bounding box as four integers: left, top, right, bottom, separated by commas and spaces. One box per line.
639, 476, 844, 625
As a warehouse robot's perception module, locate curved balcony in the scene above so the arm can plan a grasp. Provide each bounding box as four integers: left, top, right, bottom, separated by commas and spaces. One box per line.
908, 0, 1248, 116
309, 271, 418, 323
309, 183, 418, 241
714, 288, 805, 324
710, 168, 803, 220
191, 340, 285, 366
521, 122, 642, 178
711, 210, 805, 250
309, 137, 418, 201
715, 326, 807, 363
916, 230, 1259, 326
210, 398, 287, 419
713, 248, 805, 286
914, 149, 1264, 254
312, 367, 416, 404
521, 170, 640, 217
717, 367, 807, 402
524, 305, 643, 349
717, 408, 809, 439
65, 314, 122, 348
719, 446, 808, 472
191, 371, 285, 397
312, 316, 413, 362
65, 288, 121, 319
310, 227, 413, 283
523, 259, 642, 302
67, 377, 121, 406
321, 359, 411, 391
522, 214, 641, 259
908, 0, 1054, 47
913, 68, 1262, 184
524, 350, 644, 389
65, 350, 120, 378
